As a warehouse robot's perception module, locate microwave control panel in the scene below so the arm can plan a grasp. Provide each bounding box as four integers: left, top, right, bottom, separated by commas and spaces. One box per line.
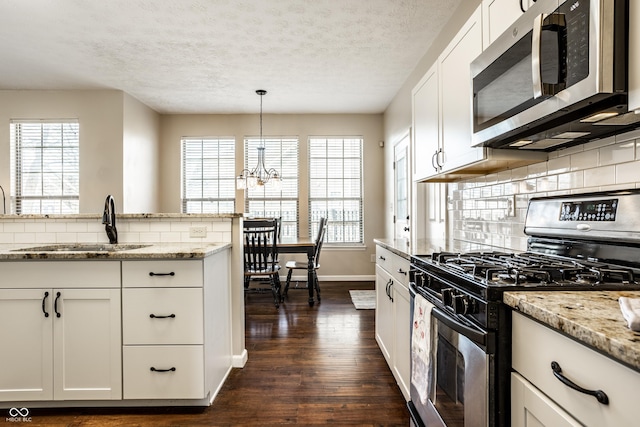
559, 199, 618, 222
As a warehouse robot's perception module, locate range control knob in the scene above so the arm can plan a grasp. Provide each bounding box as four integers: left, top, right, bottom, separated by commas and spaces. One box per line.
453, 294, 474, 315
441, 288, 455, 307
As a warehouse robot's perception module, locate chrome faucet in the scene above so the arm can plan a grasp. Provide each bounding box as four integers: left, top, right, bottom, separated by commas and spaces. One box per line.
102, 195, 118, 244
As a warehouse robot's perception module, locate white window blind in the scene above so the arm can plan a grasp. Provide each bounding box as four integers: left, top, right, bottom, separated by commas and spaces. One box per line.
244, 137, 299, 239
309, 136, 363, 244
181, 137, 236, 214
10, 120, 80, 214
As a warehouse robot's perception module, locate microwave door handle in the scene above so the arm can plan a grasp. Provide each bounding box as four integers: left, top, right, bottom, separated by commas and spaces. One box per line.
532, 13, 544, 99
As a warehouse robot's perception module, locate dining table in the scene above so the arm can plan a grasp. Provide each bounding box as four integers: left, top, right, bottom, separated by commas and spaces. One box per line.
278, 237, 317, 306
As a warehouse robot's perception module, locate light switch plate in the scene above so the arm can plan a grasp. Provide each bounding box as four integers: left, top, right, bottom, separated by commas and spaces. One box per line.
506, 195, 516, 218
189, 226, 207, 238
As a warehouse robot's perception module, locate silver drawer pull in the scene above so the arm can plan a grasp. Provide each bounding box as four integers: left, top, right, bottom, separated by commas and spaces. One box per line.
149, 313, 176, 319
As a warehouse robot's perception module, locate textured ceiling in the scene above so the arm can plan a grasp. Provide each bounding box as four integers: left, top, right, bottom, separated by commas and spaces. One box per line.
0, 0, 462, 114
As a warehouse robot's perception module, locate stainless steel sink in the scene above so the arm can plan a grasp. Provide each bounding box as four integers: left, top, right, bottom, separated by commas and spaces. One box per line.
12, 243, 151, 252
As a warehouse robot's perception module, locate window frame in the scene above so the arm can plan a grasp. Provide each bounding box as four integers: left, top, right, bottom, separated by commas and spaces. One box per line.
10, 119, 80, 215
180, 136, 236, 214
308, 136, 364, 245
244, 136, 299, 239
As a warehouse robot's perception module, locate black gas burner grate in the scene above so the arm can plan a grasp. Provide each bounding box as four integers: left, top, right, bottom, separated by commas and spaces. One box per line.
434, 251, 637, 287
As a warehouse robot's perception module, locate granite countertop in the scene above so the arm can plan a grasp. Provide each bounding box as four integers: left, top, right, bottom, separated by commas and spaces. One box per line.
0, 242, 232, 260
504, 290, 640, 372
374, 237, 496, 260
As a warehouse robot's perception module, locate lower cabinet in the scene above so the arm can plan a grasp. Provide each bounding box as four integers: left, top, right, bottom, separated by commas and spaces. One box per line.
375, 244, 411, 400
0, 263, 122, 402
0, 250, 232, 406
512, 311, 640, 427
121, 253, 231, 403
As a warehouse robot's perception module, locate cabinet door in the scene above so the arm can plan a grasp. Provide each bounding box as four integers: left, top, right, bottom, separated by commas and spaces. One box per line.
511, 373, 582, 427
412, 63, 440, 181
482, 0, 527, 48
629, 0, 640, 111
53, 288, 122, 400
375, 265, 394, 364
439, 6, 485, 173
0, 289, 53, 401
392, 281, 411, 401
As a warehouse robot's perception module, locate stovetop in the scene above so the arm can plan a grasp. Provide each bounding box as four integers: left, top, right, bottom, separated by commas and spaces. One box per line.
421, 251, 640, 289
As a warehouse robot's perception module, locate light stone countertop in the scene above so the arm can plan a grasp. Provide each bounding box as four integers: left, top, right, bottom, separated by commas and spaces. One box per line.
0, 242, 232, 260
374, 237, 496, 260
504, 291, 640, 372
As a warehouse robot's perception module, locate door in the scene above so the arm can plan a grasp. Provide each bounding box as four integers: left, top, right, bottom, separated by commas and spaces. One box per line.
394, 134, 411, 245
53, 288, 122, 400
392, 280, 411, 400
412, 63, 440, 181
0, 289, 53, 401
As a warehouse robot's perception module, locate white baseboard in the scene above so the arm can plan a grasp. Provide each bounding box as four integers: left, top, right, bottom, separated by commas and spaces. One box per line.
232, 349, 248, 368
283, 274, 375, 282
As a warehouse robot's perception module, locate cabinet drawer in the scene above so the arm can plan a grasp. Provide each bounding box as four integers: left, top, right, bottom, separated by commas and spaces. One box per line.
123, 288, 203, 345
376, 246, 393, 273
0, 261, 120, 289
122, 260, 203, 288
123, 345, 204, 399
512, 312, 640, 427
390, 254, 410, 286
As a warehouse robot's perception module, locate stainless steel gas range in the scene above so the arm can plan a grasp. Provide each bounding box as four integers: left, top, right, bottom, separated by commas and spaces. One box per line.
408, 189, 640, 427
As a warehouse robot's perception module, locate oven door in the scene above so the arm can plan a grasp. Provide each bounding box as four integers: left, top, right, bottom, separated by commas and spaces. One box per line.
409, 287, 492, 427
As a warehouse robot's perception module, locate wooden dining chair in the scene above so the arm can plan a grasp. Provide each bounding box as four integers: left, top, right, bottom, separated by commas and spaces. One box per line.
283, 217, 327, 302
243, 219, 282, 308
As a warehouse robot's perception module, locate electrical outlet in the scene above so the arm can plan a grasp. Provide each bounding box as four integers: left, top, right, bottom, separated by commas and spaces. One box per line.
371, 254, 376, 263
189, 226, 207, 238
506, 195, 516, 218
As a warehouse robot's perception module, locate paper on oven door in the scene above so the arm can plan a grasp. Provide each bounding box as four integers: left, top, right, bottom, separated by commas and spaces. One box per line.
411, 293, 435, 405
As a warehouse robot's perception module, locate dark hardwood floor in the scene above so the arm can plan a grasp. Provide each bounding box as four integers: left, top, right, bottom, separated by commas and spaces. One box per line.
15, 281, 409, 426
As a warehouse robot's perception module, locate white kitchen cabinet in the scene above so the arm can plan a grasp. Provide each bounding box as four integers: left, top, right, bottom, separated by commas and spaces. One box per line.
375, 244, 411, 401
629, 0, 640, 112
512, 312, 640, 427
412, 5, 546, 182
482, 0, 536, 48
0, 262, 122, 402
511, 372, 581, 427
122, 250, 231, 401
412, 63, 440, 181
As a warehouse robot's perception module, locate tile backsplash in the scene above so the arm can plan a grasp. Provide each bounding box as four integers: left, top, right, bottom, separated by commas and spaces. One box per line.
449, 128, 640, 251
0, 215, 234, 245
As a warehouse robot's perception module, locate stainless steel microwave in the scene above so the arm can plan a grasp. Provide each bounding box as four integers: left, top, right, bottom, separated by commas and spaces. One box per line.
471, 0, 638, 150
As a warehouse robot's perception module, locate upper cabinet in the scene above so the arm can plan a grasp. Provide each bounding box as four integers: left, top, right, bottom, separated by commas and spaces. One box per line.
630, 0, 640, 112
412, 4, 545, 182
482, 0, 536, 48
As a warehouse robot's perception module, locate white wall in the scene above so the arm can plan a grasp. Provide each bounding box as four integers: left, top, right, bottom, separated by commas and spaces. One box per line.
0, 90, 125, 213
381, 0, 482, 240
123, 93, 161, 213
160, 113, 385, 278
0, 90, 161, 214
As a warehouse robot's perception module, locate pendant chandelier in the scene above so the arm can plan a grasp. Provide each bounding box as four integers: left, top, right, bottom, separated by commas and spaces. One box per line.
236, 90, 282, 190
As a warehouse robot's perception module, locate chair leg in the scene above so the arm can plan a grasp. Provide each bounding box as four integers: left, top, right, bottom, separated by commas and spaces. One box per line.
244, 275, 250, 289
313, 271, 321, 302
284, 268, 293, 297
269, 274, 280, 309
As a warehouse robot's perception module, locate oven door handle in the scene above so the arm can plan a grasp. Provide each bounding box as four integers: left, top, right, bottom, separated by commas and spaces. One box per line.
432, 307, 486, 348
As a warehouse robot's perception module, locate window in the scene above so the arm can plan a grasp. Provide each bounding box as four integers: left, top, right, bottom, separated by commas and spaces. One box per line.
10, 120, 79, 214
244, 137, 299, 239
309, 137, 363, 244
181, 137, 236, 214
